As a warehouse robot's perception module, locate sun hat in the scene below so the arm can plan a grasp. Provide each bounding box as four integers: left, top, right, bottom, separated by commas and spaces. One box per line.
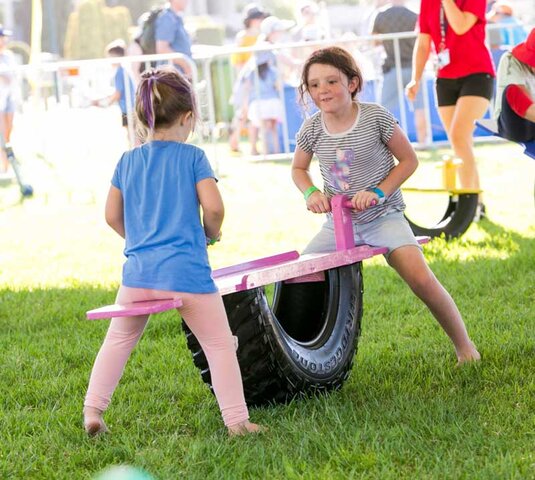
243, 4, 268, 27
511, 28, 535, 68
0, 25, 13, 37
260, 16, 295, 37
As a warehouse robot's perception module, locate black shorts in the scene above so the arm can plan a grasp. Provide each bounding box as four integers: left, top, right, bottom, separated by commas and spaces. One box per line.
436, 73, 495, 107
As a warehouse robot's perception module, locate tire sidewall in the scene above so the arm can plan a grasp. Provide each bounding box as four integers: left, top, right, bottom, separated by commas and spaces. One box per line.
261, 264, 362, 386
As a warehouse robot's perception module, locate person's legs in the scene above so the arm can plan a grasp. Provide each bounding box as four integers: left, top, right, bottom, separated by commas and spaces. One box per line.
437, 105, 456, 137
414, 108, 428, 145
229, 106, 247, 152
380, 69, 399, 112
84, 286, 152, 435
264, 119, 280, 154
405, 67, 429, 145
447, 96, 490, 190
178, 292, 263, 434
0, 112, 10, 172
247, 101, 260, 155
3, 111, 13, 142
388, 246, 480, 364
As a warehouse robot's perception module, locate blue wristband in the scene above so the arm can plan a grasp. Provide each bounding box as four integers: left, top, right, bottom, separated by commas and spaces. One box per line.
368, 187, 385, 198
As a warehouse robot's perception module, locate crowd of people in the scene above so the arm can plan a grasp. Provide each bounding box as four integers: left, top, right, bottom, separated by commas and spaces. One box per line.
1, 2, 532, 201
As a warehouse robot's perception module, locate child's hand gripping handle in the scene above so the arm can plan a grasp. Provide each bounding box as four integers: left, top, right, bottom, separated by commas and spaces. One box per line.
206, 231, 222, 246
341, 199, 377, 210
332, 195, 378, 251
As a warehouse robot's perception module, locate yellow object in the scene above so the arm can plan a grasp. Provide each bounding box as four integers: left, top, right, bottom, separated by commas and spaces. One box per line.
441, 156, 462, 190
230, 34, 258, 67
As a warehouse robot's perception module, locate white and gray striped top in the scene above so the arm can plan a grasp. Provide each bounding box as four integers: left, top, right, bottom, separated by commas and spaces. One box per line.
296, 102, 406, 224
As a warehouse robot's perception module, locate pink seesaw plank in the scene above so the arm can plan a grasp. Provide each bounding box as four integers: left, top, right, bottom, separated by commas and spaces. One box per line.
212, 251, 300, 278
416, 236, 430, 245
86, 298, 183, 320
215, 245, 388, 295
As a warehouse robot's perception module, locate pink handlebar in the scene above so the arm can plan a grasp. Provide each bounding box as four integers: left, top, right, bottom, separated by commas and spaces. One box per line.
341, 199, 377, 210
332, 194, 378, 251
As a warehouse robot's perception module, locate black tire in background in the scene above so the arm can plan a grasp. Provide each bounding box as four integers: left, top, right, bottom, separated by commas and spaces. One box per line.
183, 263, 364, 406
405, 193, 479, 239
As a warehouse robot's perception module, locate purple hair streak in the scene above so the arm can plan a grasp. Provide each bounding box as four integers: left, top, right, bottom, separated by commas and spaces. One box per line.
135, 67, 197, 139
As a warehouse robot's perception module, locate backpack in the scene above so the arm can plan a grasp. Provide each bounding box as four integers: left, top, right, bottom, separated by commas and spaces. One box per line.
137, 7, 164, 55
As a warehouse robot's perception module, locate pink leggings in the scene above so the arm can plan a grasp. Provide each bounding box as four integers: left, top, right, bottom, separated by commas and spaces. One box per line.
84, 286, 249, 427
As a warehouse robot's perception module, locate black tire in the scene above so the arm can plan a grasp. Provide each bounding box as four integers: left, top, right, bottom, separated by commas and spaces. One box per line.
183, 263, 363, 406
405, 193, 479, 239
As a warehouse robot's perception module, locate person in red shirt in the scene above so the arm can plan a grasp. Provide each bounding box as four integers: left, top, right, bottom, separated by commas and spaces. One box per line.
406, 0, 495, 217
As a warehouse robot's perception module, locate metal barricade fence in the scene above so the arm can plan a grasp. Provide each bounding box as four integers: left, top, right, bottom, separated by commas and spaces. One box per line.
1, 23, 531, 174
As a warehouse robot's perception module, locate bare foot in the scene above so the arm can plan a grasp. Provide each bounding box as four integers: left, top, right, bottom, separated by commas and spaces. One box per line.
83, 406, 108, 436
456, 343, 481, 366
227, 420, 266, 437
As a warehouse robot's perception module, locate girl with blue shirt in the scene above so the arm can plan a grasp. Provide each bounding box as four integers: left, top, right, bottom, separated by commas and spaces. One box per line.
84, 68, 264, 437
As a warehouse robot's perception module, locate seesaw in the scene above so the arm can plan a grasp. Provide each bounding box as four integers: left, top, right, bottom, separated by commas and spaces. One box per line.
403, 116, 535, 240
403, 155, 481, 240
87, 195, 429, 406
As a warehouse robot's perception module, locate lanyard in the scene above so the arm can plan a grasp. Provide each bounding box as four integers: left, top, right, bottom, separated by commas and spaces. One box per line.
439, 1, 447, 52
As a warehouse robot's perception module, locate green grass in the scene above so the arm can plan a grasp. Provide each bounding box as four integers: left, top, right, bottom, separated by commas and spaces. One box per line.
1, 133, 534, 479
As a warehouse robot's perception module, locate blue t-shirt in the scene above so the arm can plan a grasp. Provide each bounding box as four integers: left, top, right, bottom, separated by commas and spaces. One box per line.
111, 141, 217, 293
155, 8, 192, 57
114, 66, 135, 114
247, 67, 279, 102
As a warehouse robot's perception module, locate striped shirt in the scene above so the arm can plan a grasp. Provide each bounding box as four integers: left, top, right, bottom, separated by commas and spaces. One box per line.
296, 102, 405, 224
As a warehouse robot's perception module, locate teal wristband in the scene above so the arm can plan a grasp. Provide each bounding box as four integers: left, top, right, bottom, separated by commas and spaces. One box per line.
369, 187, 385, 198
303, 186, 320, 200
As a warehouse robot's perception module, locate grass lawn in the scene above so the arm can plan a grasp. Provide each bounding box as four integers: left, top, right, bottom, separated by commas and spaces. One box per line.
0, 118, 534, 479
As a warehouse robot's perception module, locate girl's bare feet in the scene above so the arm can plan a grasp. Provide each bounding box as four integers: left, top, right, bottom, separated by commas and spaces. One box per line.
227, 420, 266, 437
456, 342, 481, 366
83, 406, 108, 436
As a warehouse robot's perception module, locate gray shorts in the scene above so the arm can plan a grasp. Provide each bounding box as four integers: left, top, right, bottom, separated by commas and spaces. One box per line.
302, 211, 421, 259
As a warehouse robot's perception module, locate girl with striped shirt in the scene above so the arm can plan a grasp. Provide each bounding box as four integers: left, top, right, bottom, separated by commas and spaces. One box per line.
292, 46, 480, 365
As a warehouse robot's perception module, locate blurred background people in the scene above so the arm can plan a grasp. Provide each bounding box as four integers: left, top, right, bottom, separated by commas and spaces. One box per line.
0, 25, 17, 173
494, 28, 535, 143
91, 40, 137, 146
155, 0, 193, 77
292, 1, 328, 42
487, 0, 527, 48
238, 16, 296, 155
370, 0, 427, 144
228, 3, 268, 153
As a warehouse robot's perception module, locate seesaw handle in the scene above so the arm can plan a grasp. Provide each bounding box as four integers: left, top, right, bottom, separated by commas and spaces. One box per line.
341, 199, 377, 209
